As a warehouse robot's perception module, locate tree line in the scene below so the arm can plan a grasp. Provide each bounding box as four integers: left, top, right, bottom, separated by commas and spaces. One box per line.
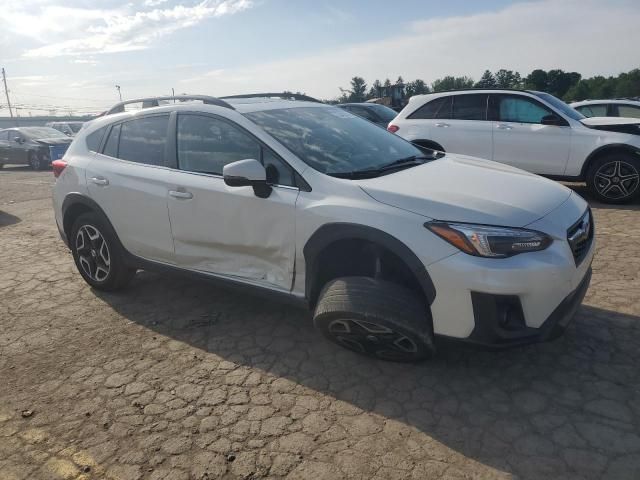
334, 68, 640, 103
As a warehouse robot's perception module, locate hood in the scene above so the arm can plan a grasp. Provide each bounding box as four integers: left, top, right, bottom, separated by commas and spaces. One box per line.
580, 116, 640, 135
34, 137, 73, 146
357, 155, 572, 227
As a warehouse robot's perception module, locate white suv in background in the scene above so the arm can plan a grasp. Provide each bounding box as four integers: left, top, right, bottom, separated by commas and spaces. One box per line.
52, 94, 594, 361
570, 99, 640, 119
388, 89, 640, 204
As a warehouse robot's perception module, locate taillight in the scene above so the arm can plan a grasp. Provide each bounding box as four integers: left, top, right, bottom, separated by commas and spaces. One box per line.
52, 160, 68, 178
387, 124, 399, 133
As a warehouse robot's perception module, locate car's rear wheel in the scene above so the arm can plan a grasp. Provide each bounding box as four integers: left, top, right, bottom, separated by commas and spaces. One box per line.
313, 277, 435, 362
586, 153, 640, 204
28, 152, 42, 170
70, 212, 135, 291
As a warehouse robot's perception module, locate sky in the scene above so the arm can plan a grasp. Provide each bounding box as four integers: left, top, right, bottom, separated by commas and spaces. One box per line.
1, 0, 639, 116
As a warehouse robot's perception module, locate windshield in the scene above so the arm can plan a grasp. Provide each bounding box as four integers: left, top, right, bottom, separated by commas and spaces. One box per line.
22, 127, 67, 139
245, 106, 423, 175
367, 104, 398, 123
531, 91, 585, 121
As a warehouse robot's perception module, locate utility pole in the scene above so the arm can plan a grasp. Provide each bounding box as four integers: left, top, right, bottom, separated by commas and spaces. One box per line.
2, 68, 14, 118
172, 87, 175, 103
115, 85, 122, 101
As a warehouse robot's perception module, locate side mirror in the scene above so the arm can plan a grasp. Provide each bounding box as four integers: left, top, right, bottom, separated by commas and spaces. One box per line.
13, 136, 23, 144
541, 114, 564, 126
223, 159, 272, 198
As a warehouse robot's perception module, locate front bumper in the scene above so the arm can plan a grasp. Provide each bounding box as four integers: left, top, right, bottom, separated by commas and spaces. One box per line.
462, 266, 591, 348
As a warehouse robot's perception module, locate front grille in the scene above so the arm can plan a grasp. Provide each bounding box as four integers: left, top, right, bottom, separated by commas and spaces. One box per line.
567, 209, 593, 266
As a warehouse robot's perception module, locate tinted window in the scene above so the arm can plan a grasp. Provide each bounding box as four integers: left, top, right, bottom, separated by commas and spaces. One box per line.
86, 126, 107, 152
118, 115, 169, 166
0, 131, 8, 141
497, 96, 552, 124
531, 91, 585, 121
617, 105, 640, 118
350, 106, 378, 122
367, 104, 397, 123
246, 107, 423, 175
102, 124, 120, 158
177, 115, 260, 175
263, 148, 295, 186
409, 96, 452, 119
453, 94, 487, 120
576, 104, 607, 117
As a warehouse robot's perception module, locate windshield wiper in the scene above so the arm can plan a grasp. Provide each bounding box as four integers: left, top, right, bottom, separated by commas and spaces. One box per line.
328, 156, 432, 179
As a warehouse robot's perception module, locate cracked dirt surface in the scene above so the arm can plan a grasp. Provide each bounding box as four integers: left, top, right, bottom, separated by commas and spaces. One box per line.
1, 166, 639, 480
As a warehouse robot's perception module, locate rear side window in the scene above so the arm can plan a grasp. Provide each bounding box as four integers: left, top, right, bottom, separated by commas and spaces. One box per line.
617, 104, 640, 118
117, 115, 169, 166
576, 104, 607, 117
452, 94, 488, 120
102, 124, 120, 158
408, 96, 452, 119
350, 106, 378, 122
86, 126, 107, 152
495, 95, 552, 124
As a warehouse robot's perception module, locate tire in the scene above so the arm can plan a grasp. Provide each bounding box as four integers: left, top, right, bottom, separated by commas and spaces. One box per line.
313, 276, 435, 362
586, 152, 640, 204
70, 212, 135, 291
28, 152, 42, 171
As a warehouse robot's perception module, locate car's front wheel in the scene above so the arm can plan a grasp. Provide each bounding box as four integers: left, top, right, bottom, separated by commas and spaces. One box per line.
586, 153, 640, 204
313, 277, 435, 362
70, 212, 135, 291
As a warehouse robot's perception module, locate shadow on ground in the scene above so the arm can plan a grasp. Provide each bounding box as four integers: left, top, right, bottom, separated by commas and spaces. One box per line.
96, 268, 640, 479
0, 210, 21, 227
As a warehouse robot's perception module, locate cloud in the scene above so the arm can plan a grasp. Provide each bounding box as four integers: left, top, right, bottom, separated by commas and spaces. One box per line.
178, 0, 640, 99
1, 0, 253, 58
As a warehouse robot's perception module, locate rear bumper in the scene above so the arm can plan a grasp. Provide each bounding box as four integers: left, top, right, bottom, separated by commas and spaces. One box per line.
455, 266, 591, 349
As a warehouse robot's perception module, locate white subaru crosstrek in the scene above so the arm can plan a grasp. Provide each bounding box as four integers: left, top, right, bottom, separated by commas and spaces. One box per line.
388, 89, 640, 204
52, 94, 594, 362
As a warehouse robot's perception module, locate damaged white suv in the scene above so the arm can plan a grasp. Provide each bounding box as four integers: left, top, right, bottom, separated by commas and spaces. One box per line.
52, 94, 594, 361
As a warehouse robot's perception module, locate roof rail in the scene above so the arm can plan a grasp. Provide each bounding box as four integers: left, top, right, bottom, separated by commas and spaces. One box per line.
219, 92, 323, 103
105, 95, 235, 115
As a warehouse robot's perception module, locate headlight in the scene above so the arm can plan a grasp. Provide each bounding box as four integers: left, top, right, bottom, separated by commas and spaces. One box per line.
425, 221, 552, 258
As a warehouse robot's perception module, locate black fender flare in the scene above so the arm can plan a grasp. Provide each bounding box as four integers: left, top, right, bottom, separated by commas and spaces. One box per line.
303, 223, 436, 306
581, 143, 640, 178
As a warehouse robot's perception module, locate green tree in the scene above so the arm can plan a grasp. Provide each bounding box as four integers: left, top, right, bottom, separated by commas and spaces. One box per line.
525, 69, 548, 90
431, 76, 474, 92
564, 81, 591, 102
349, 76, 368, 102
494, 69, 522, 89
405, 79, 429, 98
396, 76, 404, 84
368, 79, 383, 99
546, 69, 581, 98
475, 70, 497, 88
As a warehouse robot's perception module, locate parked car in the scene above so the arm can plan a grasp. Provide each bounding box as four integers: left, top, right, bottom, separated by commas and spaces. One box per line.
388, 89, 640, 204
52, 94, 594, 362
570, 99, 640, 119
46, 121, 85, 137
337, 103, 398, 127
0, 127, 73, 170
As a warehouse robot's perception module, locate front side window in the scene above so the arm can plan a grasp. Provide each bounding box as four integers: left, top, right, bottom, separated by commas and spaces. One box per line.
617, 104, 640, 118
409, 96, 452, 120
452, 94, 488, 120
246, 106, 424, 175
530, 91, 585, 121
117, 115, 169, 166
496, 96, 552, 124
576, 104, 607, 117
177, 115, 261, 176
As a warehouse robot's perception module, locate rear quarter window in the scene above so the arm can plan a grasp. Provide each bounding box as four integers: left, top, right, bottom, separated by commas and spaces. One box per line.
408, 96, 452, 120
85, 126, 107, 152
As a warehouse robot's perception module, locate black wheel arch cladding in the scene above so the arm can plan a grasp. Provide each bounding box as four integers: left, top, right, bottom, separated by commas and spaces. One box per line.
303, 223, 436, 307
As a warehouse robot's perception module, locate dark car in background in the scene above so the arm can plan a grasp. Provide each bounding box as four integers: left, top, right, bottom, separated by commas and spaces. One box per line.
337, 102, 398, 127
45, 121, 85, 137
0, 127, 73, 170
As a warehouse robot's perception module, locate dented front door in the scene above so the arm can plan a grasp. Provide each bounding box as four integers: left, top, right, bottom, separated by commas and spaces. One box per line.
167, 172, 298, 292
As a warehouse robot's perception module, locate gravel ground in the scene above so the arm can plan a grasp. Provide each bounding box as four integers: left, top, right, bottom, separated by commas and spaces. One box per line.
1, 165, 639, 480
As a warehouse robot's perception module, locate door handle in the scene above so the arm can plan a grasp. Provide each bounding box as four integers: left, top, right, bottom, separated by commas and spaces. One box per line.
90, 176, 109, 186
435, 122, 450, 128
169, 190, 193, 199
496, 124, 513, 130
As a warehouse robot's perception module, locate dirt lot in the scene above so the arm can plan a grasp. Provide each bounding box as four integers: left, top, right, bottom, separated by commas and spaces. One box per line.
1, 165, 639, 480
